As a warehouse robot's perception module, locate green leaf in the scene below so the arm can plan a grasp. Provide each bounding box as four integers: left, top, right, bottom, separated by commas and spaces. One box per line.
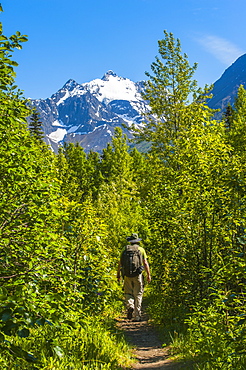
0, 309, 12, 322
53, 345, 64, 358
236, 317, 246, 326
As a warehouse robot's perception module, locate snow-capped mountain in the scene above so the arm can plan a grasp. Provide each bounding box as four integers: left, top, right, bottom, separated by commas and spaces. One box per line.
32, 71, 148, 153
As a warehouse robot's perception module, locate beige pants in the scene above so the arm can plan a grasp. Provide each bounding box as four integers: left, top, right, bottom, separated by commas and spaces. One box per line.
124, 274, 144, 318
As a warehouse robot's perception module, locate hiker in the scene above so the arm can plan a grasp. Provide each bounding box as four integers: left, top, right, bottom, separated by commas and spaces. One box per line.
117, 233, 151, 321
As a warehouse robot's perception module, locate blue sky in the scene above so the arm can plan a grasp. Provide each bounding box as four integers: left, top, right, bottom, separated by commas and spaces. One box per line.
2, 0, 246, 99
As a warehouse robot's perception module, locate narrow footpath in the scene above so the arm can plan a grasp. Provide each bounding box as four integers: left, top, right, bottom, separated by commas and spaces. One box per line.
117, 308, 191, 370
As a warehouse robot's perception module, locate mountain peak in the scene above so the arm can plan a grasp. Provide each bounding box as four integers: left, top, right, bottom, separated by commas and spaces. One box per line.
31, 72, 148, 153
101, 70, 118, 81
62, 79, 79, 90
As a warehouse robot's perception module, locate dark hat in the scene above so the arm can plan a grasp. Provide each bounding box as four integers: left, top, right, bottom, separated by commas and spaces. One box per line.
126, 233, 142, 243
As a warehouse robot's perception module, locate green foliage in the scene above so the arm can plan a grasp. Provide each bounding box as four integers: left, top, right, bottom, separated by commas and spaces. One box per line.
60, 199, 117, 314
0, 316, 133, 369
1, 10, 246, 368
28, 107, 45, 142
137, 31, 246, 369
173, 302, 246, 369
144, 30, 199, 115
0, 7, 27, 91
97, 127, 150, 250
0, 9, 131, 368
226, 84, 246, 156
57, 143, 102, 201
139, 30, 213, 154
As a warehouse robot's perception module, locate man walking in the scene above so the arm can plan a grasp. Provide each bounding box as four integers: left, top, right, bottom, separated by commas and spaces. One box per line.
117, 233, 151, 321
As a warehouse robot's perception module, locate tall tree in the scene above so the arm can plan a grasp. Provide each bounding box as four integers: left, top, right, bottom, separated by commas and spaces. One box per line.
97, 128, 148, 250
228, 84, 246, 155
134, 30, 230, 323
100, 127, 133, 182
0, 7, 69, 362
138, 30, 212, 157
223, 103, 234, 130
135, 32, 246, 368
28, 107, 44, 141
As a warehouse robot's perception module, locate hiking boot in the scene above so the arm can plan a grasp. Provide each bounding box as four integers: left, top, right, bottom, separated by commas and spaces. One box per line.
127, 307, 134, 320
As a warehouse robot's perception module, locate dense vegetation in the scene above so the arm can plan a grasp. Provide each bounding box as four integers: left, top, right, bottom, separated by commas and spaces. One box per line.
0, 8, 246, 369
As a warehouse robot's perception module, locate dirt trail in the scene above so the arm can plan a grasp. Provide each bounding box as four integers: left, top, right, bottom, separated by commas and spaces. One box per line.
117, 309, 190, 370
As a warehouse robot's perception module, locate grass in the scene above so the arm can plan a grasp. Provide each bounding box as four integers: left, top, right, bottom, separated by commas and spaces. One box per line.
0, 314, 134, 369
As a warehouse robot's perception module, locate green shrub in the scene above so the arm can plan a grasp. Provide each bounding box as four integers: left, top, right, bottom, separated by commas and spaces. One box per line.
170, 303, 246, 369
0, 316, 133, 369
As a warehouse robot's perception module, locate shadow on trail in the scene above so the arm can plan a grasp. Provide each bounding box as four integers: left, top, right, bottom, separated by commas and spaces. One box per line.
117, 308, 193, 369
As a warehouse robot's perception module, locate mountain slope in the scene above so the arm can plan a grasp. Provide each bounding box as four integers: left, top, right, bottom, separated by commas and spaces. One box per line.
32, 56, 246, 153
32, 71, 148, 153
208, 54, 246, 113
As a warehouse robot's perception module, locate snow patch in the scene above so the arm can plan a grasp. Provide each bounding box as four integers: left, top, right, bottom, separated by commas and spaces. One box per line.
67, 125, 80, 134
57, 90, 70, 105
92, 124, 107, 133
48, 128, 67, 143
52, 119, 65, 127
118, 114, 138, 126
69, 74, 143, 105
106, 129, 113, 136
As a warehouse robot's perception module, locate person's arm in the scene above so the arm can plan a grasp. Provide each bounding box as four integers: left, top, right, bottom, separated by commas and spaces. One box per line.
143, 258, 151, 283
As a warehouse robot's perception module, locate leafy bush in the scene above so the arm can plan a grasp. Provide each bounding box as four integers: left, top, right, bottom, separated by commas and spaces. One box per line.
0, 315, 132, 369
170, 302, 246, 369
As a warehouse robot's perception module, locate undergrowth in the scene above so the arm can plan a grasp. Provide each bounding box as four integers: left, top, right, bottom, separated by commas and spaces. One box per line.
0, 313, 133, 369
147, 289, 246, 370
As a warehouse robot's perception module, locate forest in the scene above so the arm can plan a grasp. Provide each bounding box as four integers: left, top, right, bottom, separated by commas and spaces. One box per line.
0, 7, 246, 370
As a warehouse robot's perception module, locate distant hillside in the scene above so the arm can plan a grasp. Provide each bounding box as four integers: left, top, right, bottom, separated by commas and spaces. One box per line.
208, 54, 246, 114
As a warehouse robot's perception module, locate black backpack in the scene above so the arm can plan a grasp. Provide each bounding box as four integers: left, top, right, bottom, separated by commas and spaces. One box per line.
121, 244, 143, 277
